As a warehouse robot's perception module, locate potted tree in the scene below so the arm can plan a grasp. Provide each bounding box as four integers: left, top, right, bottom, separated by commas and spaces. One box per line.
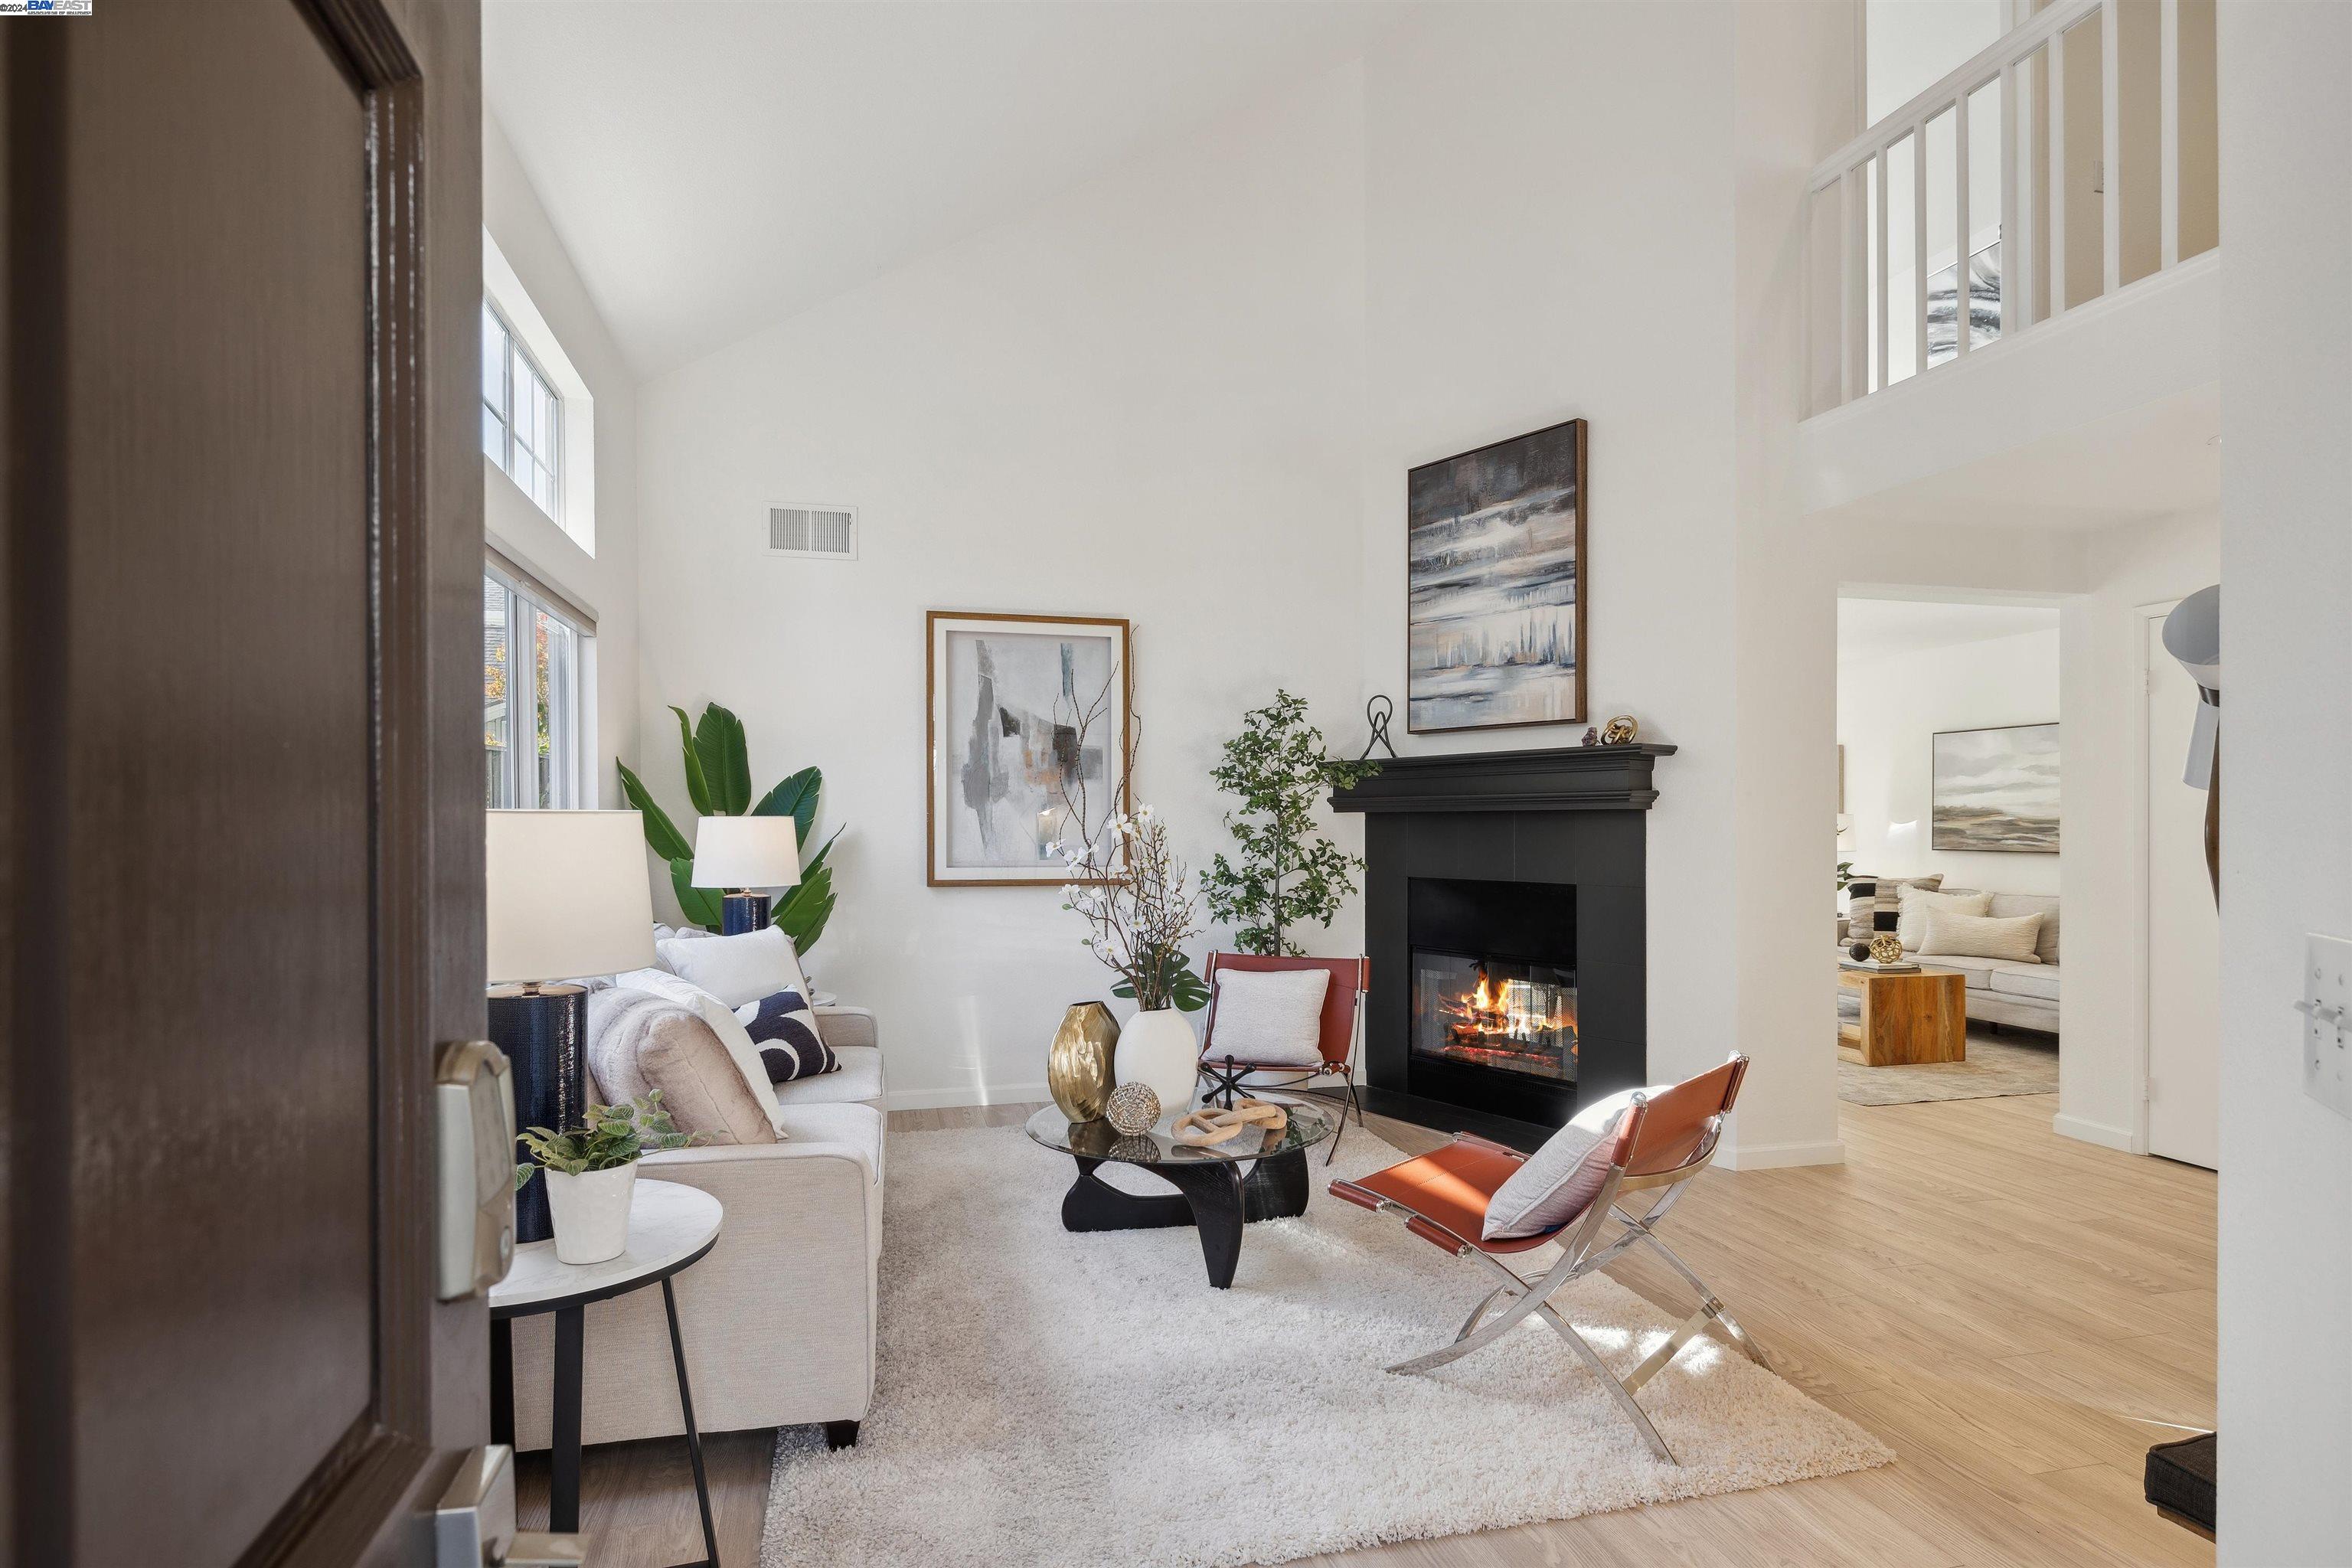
1203, 691, 1380, 956
514, 1093, 698, 1265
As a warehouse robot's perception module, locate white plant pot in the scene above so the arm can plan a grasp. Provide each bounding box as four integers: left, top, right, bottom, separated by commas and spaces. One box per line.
544, 1161, 638, 1265
1114, 1007, 1199, 1122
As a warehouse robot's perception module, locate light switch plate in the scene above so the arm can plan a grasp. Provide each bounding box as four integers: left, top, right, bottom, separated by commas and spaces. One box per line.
2301, 934, 2352, 1119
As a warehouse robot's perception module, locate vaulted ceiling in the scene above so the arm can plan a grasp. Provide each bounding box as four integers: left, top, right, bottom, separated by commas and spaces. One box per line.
485, 0, 1380, 378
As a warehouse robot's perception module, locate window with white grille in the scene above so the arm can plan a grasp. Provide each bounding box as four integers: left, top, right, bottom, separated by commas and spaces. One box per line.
483, 300, 563, 521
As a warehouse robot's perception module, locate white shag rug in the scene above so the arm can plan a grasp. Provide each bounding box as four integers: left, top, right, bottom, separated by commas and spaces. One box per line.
759, 1124, 1891, 1568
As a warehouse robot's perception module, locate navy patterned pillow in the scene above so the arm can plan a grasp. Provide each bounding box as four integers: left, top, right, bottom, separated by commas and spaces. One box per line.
735, 988, 838, 1082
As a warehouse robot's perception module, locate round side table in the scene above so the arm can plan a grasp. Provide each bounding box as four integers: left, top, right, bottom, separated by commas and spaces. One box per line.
490, 1178, 724, 1568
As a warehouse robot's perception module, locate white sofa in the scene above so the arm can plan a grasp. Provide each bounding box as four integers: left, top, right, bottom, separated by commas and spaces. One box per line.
508, 1003, 886, 1451
1838, 888, 2060, 1034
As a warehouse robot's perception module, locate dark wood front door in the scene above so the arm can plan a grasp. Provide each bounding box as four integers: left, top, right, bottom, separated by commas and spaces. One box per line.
4, 2, 485, 1563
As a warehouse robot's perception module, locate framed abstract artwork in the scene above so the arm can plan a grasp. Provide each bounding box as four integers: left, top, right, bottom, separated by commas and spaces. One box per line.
926, 611, 1131, 887
1932, 723, 2060, 853
1406, 417, 1587, 733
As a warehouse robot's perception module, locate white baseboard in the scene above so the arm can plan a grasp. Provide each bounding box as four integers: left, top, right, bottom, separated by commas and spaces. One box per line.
1717, 1138, 1846, 1171
886, 1081, 1051, 1112
2051, 1112, 2137, 1153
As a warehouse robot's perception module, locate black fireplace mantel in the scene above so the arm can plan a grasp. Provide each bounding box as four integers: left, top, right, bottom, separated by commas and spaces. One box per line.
1330, 742, 1671, 1145
1328, 743, 1676, 815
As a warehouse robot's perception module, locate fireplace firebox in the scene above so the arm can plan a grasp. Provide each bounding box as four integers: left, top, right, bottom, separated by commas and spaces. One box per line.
1409, 877, 1576, 1086
1331, 745, 1669, 1142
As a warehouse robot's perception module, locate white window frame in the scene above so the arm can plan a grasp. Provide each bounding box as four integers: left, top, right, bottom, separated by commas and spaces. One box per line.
483, 300, 564, 522
484, 561, 586, 810
483, 229, 596, 557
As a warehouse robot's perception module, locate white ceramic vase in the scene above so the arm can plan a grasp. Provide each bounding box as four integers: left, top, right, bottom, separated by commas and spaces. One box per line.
1113, 1008, 1198, 1122
544, 1161, 639, 1265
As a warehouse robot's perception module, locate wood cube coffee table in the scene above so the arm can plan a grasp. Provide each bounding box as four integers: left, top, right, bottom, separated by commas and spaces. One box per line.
1838, 965, 1967, 1067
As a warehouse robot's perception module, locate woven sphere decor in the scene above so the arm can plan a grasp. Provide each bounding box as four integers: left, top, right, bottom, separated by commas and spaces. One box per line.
1868, 933, 1904, 965
1104, 1081, 1162, 1135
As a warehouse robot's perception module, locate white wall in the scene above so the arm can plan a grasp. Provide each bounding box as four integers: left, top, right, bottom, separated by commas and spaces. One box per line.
2054, 508, 2219, 1151
632, 2, 1864, 1157
1357, 2, 1746, 1135
2214, 3, 2352, 1557
483, 113, 641, 799
636, 64, 1369, 1107
1838, 622, 2062, 896
1351, 0, 1855, 1168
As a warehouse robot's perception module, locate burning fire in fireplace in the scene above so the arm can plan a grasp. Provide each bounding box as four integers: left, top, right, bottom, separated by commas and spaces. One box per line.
1435, 965, 1576, 1079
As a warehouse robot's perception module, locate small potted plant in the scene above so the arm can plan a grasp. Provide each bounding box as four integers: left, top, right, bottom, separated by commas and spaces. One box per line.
514, 1093, 697, 1265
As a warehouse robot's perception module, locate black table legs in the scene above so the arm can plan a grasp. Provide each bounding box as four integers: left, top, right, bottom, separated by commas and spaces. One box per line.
662, 1277, 720, 1568
1059, 1147, 1313, 1289
551, 1305, 583, 1534
494, 1297, 721, 1567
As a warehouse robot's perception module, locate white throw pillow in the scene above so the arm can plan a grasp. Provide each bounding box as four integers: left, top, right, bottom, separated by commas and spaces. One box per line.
657, 924, 811, 1008
1896, 886, 1992, 952
1919, 907, 2044, 963
1208, 968, 1331, 1067
1482, 1122, 1611, 1240
615, 967, 790, 1137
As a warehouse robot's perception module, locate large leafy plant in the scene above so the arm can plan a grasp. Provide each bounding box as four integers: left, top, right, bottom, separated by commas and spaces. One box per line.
1202, 691, 1380, 956
616, 702, 841, 949
514, 1093, 697, 1187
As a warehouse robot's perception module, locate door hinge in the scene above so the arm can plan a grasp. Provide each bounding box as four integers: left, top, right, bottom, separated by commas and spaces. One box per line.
437, 1446, 586, 1566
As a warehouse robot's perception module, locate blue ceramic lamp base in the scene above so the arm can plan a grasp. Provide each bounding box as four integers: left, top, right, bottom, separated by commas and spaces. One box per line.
488, 982, 590, 1244
720, 891, 772, 935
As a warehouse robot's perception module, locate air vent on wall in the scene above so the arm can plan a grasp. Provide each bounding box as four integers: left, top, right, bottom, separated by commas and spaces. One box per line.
767, 504, 858, 560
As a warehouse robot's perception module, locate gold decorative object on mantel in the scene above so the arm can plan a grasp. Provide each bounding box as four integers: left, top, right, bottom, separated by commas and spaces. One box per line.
1047, 1001, 1119, 1122
1868, 932, 1904, 965
1600, 714, 1639, 746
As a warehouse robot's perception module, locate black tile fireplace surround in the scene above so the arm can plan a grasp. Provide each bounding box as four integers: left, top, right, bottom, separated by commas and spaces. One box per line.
1331, 744, 1671, 1146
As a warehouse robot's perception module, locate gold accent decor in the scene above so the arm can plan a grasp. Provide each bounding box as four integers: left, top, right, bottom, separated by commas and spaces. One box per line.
1047, 1001, 1119, 1122
1600, 715, 1638, 746
1868, 932, 1904, 965
1104, 1081, 1161, 1135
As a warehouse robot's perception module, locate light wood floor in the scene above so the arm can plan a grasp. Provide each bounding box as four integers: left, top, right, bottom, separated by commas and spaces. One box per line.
520, 1091, 2216, 1568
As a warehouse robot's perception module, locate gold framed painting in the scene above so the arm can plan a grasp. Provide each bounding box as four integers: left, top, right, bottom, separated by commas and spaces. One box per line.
925, 610, 1131, 887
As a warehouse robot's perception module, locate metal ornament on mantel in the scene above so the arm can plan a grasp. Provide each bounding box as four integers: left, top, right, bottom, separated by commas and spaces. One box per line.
1047, 1001, 1119, 1122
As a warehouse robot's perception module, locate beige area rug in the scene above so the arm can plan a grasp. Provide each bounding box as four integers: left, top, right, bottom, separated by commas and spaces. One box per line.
758, 1123, 1892, 1568
1838, 1029, 2060, 1106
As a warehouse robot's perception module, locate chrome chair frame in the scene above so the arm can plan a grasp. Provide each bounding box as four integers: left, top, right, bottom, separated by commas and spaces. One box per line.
1343, 1101, 1771, 1465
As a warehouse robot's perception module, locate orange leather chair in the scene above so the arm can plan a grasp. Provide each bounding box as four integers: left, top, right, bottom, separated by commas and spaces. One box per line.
1328, 1054, 1767, 1464
1196, 952, 1366, 1165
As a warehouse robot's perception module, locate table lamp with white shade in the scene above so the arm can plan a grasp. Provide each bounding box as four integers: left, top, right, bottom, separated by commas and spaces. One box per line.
691, 814, 802, 935
487, 808, 656, 1243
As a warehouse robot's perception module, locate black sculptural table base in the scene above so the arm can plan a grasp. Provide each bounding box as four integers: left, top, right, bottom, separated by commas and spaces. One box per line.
1058, 1148, 1312, 1289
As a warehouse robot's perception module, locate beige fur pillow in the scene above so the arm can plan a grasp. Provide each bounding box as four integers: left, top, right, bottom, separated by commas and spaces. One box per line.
1919, 907, 2044, 963
584, 988, 778, 1145
1897, 886, 1992, 951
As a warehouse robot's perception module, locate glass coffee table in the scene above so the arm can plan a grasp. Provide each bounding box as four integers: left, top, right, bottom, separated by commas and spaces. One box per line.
1024, 1099, 1334, 1288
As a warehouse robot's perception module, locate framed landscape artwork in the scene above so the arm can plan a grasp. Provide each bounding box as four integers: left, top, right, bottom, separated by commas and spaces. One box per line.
1932, 723, 2060, 853
926, 611, 1130, 887
1406, 417, 1586, 733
